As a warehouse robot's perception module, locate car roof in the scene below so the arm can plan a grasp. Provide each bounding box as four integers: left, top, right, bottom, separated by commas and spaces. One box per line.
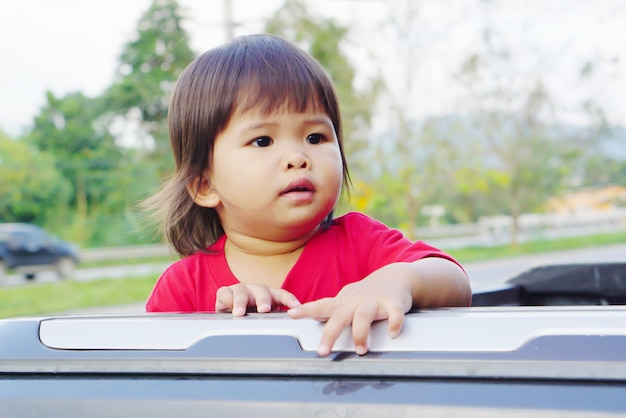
2, 306, 626, 381
35, 306, 626, 352
0, 223, 44, 232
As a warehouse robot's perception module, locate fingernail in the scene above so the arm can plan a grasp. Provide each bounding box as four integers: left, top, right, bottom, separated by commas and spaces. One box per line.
317, 344, 330, 357
233, 307, 245, 317
356, 345, 367, 355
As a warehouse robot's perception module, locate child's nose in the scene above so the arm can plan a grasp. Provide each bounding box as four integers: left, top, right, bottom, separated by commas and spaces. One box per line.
287, 160, 307, 169
284, 152, 310, 170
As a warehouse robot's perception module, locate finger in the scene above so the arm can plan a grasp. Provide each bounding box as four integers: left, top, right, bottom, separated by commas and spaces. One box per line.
351, 303, 378, 355
317, 307, 354, 357
269, 289, 301, 310
231, 285, 251, 317
288, 298, 334, 321
249, 287, 273, 313
386, 301, 406, 339
215, 286, 234, 312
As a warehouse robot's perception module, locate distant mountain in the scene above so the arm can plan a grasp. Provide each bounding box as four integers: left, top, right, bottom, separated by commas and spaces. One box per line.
371, 112, 626, 159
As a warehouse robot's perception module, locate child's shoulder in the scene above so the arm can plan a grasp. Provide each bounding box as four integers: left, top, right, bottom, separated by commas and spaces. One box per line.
333, 211, 388, 229
160, 251, 204, 276
161, 240, 225, 277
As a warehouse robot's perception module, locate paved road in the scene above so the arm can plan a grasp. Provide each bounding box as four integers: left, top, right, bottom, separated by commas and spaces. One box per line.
2, 263, 171, 287
464, 243, 626, 291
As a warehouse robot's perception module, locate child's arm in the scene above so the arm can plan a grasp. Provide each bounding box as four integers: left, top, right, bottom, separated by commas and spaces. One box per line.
287, 257, 471, 357
215, 284, 301, 316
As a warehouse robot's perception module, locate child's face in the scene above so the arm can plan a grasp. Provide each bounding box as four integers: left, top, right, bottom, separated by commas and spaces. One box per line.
199, 105, 344, 241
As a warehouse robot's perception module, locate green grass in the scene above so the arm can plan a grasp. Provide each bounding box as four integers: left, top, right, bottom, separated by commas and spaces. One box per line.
1, 230, 625, 319
446, 231, 626, 263
0, 276, 156, 319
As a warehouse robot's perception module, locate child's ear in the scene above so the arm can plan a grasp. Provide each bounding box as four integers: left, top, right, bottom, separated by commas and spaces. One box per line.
186, 174, 220, 208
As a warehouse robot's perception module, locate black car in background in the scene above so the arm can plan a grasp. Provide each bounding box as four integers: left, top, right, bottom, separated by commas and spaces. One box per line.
0, 223, 79, 281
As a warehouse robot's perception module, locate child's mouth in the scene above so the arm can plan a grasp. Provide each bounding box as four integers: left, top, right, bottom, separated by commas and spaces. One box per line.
281, 179, 315, 199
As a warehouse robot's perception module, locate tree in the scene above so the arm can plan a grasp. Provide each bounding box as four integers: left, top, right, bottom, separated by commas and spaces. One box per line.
363, 114, 470, 236
362, 0, 451, 239
575, 125, 626, 188
27, 91, 123, 242
18, 0, 195, 246
0, 129, 70, 224
362, 0, 623, 242
105, 0, 195, 176
452, 14, 584, 245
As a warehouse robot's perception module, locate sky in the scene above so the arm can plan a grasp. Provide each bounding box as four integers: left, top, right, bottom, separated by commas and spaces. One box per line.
0, 0, 277, 136
1, 0, 624, 138
0, 0, 390, 137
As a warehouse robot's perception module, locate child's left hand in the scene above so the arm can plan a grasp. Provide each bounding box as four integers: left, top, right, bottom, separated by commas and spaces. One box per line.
287, 264, 414, 357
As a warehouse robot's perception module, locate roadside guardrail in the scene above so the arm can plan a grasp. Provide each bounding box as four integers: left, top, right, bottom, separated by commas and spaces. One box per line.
79, 245, 173, 262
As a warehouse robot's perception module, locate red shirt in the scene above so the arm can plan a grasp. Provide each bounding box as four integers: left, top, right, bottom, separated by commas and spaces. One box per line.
146, 212, 461, 312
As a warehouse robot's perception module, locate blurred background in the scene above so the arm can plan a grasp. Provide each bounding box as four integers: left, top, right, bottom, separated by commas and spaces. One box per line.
1, 0, 625, 315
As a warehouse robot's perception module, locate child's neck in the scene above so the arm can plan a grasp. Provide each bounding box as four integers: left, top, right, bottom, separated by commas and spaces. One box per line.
223, 228, 318, 288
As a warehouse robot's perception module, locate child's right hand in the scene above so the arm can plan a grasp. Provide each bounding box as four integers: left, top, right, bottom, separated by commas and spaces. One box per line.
215, 284, 301, 316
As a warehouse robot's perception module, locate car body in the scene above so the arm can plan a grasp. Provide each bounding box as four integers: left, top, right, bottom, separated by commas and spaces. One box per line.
0, 223, 79, 281
1, 260, 626, 416
472, 261, 626, 306
1, 306, 626, 417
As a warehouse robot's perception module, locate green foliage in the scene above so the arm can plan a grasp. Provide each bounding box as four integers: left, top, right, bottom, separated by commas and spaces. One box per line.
28, 92, 122, 200
15, 0, 193, 247
580, 127, 626, 187
452, 39, 586, 244
105, 0, 195, 176
477, 113, 578, 218
0, 130, 70, 223
25, 92, 129, 243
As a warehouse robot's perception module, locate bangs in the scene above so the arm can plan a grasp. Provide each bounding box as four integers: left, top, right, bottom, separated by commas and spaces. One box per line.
234, 55, 328, 116
226, 35, 339, 122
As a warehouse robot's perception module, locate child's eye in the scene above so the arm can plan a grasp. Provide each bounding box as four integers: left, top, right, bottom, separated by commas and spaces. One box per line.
306, 134, 324, 144
251, 136, 272, 147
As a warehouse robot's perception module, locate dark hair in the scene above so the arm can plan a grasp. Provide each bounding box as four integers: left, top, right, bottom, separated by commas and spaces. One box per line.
144, 34, 350, 257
